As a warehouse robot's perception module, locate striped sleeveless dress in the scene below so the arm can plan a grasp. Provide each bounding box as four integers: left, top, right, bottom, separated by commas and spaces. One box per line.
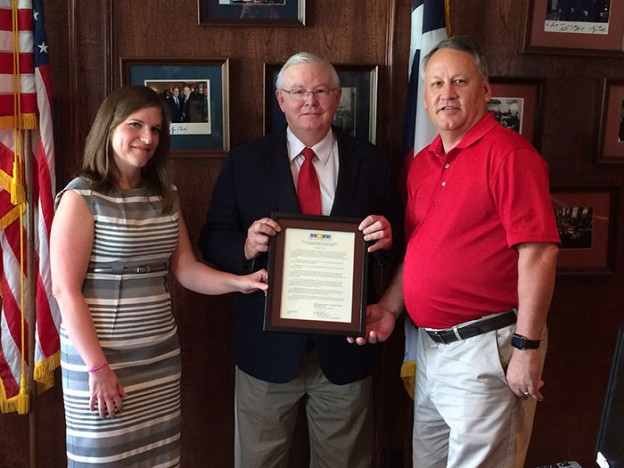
57, 178, 182, 467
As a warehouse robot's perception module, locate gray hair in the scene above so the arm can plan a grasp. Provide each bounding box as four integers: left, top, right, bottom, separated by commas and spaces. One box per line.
423, 35, 489, 79
275, 52, 340, 90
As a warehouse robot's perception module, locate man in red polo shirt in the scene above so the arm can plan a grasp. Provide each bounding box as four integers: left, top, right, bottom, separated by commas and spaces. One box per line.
350, 36, 560, 467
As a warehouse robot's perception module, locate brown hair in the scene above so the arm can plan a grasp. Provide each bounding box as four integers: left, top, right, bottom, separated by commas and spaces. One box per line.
423, 35, 490, 79
79, 84, 174, 212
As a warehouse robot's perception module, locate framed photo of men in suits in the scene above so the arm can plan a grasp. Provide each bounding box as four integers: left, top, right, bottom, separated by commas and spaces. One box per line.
121, 58, 230, 156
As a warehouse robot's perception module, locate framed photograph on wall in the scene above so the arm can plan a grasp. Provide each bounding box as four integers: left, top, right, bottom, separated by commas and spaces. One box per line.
551, 187, 617, 274
121, 58, 229, 156
488, 77, 543, 147
524, 0, 624, 56
597, 78, 624, 163
198, 0, 305, 27
264, 63, 379, 143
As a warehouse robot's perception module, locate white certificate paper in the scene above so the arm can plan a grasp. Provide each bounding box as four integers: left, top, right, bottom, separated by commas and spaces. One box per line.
280, 228, 355, 323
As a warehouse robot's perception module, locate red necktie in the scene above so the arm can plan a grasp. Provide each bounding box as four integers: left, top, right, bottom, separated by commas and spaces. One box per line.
297, 147, 321, 215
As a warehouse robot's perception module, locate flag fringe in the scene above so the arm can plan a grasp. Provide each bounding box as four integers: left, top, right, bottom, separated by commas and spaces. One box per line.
34, 351, 60, 391
0, 383, 30, 414
400, 360, 417, 401
0, 114, 39, 131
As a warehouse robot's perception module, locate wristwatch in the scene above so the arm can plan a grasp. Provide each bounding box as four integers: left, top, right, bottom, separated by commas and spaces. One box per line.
511, 333, 541, 350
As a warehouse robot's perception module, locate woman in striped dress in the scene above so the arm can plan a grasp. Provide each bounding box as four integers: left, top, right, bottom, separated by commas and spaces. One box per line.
50, 85, 268, 467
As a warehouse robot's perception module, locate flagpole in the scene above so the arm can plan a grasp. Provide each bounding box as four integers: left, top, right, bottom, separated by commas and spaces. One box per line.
24, 130, 38, 468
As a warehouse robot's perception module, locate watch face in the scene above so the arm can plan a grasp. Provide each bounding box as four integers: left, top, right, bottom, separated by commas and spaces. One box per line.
512, 334, 540, 349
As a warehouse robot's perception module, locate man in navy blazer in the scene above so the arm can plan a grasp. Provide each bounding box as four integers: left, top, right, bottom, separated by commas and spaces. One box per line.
199, 52, 402, 468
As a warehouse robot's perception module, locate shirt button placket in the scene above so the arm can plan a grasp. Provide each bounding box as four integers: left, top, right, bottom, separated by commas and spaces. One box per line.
441, 162, 449, 187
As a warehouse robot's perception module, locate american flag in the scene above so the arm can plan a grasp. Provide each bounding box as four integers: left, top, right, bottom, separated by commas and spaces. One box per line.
400, 0, 448, 399
0, 0, 59, 414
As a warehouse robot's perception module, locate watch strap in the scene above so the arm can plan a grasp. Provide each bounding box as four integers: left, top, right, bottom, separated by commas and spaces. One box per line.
511, 333, 540, 349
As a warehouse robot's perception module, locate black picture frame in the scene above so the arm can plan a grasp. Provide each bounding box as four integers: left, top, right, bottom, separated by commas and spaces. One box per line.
121, 58, 229, 156
264, 213, 368, 336
198, 0, 305, 27
264, 63, 379, 143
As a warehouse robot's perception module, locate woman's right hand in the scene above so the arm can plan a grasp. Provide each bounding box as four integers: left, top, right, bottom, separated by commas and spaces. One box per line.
238, 269, 269, 294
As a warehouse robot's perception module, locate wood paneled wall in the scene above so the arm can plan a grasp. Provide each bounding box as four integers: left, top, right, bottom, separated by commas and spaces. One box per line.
1, 1, 623, 467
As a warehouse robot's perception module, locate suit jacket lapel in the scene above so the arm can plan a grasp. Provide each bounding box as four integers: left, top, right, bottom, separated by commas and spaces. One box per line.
266, 131, 301, 214
331, 131, 362, 216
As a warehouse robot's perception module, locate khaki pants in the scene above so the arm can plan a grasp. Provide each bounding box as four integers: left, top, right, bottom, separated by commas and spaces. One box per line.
234, 351, 373, 468
412, 325, 548, 468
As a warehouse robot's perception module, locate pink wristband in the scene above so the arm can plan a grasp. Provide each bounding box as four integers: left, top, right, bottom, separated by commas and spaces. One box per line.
88, 362, 109, 373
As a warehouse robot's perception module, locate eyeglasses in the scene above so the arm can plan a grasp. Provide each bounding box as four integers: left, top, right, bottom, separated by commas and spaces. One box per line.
280, 87, 337, 101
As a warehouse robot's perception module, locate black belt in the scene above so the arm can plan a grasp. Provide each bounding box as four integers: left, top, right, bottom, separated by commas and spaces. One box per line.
424, 309, 517, 344
88, 263, 168, 274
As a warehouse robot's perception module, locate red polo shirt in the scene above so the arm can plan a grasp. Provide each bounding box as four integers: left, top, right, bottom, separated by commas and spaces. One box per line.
403, 113, 560, 329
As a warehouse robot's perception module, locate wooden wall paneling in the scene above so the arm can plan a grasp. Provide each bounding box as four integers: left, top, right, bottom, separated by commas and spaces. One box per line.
167, 157, 237, 467
62, 0, 113, 184
0, 413, 29, 467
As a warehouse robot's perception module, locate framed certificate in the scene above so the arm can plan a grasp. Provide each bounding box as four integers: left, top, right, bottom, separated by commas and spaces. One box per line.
264, 213, 368, 336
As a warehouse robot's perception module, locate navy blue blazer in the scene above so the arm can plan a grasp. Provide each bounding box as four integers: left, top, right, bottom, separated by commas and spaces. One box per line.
198, 128, 403, 384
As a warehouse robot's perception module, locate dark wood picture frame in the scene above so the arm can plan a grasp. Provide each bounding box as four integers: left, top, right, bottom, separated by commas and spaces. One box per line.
488, 77, 543, 147
597, 78, 624, 163
121, 58, 229, 157
198, 0, 305, 27
551, 187, 617, 274
264, 213, 368, 336
524, 0, 624, 56
264, 63, 379, 143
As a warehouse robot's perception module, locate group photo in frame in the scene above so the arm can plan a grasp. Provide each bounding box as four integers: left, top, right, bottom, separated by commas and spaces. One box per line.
488, 77, 543, 147
121, 58, 229, 156
597, 78, 624, 163
524, 0, 624, 55
198, 0, 305, 27
550, 187, 617, 274
264, 213, 368, 336
264, 63, 379, 143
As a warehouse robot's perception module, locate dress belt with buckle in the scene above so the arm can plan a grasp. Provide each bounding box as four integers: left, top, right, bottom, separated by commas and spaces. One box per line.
424, 309, 517, 344
87, 263, 168, 274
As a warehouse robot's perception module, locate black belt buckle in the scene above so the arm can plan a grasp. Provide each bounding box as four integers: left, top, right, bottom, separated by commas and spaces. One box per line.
135, 265, 151, 274
428, 329, 452, 344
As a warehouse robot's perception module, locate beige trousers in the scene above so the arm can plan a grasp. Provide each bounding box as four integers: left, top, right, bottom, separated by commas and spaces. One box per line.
412, 324, 548, 468
234, 351, 373, 468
